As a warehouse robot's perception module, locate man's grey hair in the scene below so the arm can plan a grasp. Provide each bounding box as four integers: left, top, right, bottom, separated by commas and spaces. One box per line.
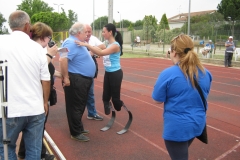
8, 10, 30, 30
69, 22, 86, 36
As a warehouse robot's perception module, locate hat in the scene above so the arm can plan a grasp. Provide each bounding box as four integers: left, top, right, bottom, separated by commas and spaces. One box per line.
229, 36, 233, 39
209, 40, 212, 42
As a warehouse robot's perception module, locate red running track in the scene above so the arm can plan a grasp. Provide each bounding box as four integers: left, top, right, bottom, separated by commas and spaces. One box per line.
46, 57, 240, 160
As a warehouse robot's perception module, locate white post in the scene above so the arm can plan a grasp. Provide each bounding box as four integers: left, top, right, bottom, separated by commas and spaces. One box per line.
118, 11, 122, 31
108, 0, 113, 23
93, 0, 95, 36
187, 0, 191, 35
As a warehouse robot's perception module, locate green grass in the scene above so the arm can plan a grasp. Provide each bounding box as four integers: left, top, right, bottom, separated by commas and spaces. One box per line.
121, 52, 151, 58
122, 51, 226, 60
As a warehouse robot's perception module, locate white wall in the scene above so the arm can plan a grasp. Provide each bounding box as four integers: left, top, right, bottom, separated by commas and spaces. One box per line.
169, 22, 185, 30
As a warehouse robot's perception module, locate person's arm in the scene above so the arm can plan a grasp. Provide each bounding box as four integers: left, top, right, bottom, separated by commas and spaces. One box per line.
97, 44, 106, 50
60, 58, 70, 86
225, 42, 232, 47
75, 41, 119, 56
41, 80, 50, 114
54, 70, 62, 78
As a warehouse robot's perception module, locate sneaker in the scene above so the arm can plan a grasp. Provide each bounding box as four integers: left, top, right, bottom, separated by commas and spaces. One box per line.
81, 130, 89, 135
71, 134, 90, 142
87, 114, 103, 121
43, 154, 55, 160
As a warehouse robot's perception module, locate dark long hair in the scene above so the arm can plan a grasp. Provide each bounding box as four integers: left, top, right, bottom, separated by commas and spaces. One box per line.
104, 23, 123, 56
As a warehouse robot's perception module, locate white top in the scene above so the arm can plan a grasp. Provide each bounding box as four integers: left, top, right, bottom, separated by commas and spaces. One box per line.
136, 36, 140, 42
0, 31, 50, 118
88, 35, 103, 46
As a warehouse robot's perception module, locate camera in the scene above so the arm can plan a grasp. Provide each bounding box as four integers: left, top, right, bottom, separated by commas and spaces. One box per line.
48, 38, 55, 48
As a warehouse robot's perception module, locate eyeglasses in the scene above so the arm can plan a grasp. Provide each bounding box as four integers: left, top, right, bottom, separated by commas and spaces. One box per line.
47, 36, 52, 40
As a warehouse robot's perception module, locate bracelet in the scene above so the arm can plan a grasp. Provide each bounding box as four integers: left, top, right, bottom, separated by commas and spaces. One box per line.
46, 53, 53, 59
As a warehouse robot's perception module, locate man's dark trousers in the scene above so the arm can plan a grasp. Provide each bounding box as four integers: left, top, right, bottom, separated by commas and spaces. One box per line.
225, 52, 233, 67
64, 72, 93, 136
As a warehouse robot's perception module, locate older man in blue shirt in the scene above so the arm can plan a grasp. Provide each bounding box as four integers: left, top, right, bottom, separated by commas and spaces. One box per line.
60, 22, 96, 142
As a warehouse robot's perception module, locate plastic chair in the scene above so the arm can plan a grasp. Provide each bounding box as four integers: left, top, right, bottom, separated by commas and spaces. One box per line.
235, 48, 240, 61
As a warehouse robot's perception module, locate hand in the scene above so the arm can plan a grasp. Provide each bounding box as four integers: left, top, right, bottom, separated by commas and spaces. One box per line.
75, 40, 88, 47
47, 44, 58, 57
63, 77, 70, 87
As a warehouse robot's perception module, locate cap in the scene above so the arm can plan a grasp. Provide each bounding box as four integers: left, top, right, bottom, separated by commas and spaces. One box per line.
229, 36, 233, 39
209, 40, 212, 42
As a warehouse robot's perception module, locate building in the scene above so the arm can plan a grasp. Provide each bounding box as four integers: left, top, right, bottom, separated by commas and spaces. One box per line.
168, 10, 216, 30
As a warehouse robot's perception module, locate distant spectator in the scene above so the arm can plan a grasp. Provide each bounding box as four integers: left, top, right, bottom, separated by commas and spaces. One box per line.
225, 36, 235, 67
136, 35, 141, 46
206, 40, 214, 52
204, 40, 215, 58
166, 48, 171, 58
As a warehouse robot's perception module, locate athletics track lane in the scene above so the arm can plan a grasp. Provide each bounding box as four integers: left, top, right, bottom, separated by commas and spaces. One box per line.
45, 57, 240, 160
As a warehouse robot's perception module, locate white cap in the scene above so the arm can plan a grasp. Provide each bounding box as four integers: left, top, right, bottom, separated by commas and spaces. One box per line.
229, 36, 233, 39
209, 40, 212, 42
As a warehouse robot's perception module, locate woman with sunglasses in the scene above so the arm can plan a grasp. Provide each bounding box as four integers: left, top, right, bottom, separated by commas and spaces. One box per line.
152, 34, 212, 160
18, 22, 60, 160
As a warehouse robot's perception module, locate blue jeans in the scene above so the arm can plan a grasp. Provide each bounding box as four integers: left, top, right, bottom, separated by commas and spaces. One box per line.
86, 81, 97, 116
0, 113, 45, 160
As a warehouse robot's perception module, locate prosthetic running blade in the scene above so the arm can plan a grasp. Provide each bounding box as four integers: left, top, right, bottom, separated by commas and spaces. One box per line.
117, 104, 133, 135
101, 102, 116, 131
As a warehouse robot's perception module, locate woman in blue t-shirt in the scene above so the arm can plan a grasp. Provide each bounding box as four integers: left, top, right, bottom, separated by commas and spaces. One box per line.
152, 34, 212, 160
76, 23, 124, 114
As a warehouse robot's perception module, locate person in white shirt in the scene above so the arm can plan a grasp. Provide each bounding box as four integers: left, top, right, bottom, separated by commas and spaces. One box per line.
136, 35, 141, 46
85, 24, 106, 121
0, 10, 50, 159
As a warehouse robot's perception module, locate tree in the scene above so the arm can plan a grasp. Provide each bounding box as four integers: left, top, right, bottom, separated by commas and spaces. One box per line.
62, 9, 78, 29
134, 20, 143, 30
122, 19, 132, 28
0, 13, 7, 34
92, 16, 108, 30
17, 0, 54, 18
217, 0, 240, 37
127, 23, 134, 31
158, 13, 169, 30
31, 12, 68, 31
143, 15, 158, 42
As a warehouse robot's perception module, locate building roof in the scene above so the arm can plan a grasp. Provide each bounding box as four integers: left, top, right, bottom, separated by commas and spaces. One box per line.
168, 10, 216, 23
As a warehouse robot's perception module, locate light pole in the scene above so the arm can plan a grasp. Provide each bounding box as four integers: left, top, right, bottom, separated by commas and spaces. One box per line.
117, 11, 122, 32
93, 0, 95, 35
95, 15, 102, 40
53, 3, 64, 13
228, 16, 232, 36
187, 0, 191, 35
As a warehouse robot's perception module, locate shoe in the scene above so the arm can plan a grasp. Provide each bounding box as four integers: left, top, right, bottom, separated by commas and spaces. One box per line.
71, 134, 90, 142
228, 65, 233, 67
87, 114, 103, 121
43, 154, 55, 160
81, 130, 89, 135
